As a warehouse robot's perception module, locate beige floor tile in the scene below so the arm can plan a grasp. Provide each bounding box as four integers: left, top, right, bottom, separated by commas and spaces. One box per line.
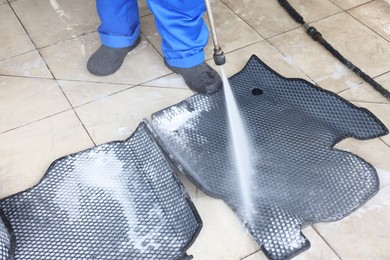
143, 73, 189, 90
11, 0, 99, 48
177, 173, 197, 199
40, 33, 171, 85
242, 227, 340, 260
283, 0, 342, 22
330, 0, 372, 10
138, 0, 151, 17
0, 0, 7, 5
335, 137, 390, 172
210, 41, 310, 81
377, 168, 390, 189
0, 51, 52, 78
58, 80, 132, 107
338, 72, 390, 103
0, 4, 35, 61
351, 102, 390, 146
140, 14, 161, 53
141, 0, 263, 61
0, 76, 71, 133
0, 110, 94, 199
241, 251, 267, 260
203, 0, 263, 59
74, 86, 193, 145
221, 0, 341, 39
269, 18, 389, 93
187, 196, 260, 260
314, 184, 390, 259
269, 28, 357, 93
221, 0, 294, 39
294, 227, 340, 260
349, 0, 390, 42
311, 13, 390, 77
1, 1, 389, 258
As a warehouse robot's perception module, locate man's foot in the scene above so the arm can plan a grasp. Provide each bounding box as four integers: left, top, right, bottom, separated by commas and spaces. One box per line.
165, 61, 222, 94
87, 37, 141, 76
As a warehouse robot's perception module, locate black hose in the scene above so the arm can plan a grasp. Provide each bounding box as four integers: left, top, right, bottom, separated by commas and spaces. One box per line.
278, 0, 305, 25
277, 0, 390, 100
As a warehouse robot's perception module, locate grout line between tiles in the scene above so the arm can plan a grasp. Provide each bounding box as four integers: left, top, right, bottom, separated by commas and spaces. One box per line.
69, 84, 141, 109
57, 81, 137, 146
265, 23, 387, 98
54, 77, 136, 87
0, 47, 37, 63
329, 0, 376, 11
70, 108, 97, 147
218, 1, 343, 92
7, 2, 60, 82
239, 250, 261, 260
334, 68, 390, 105
219, 0, 345, 41
140, 19, 165, 59
219, 0, 267, 40
264, 11, 348, 41
346, 10, 390, 45
0, 108, 73, 136
373, 70, 390, 79
0, 73, 53, 80
40, 64, 97, 147
380, 138, 390, 148
56, 75, 99, 147
218, 1, 387, 99
8, 3, 39, 51
135, 84, 187, 91
140, 72, 177, 86
0, 2, 388, 259
36, 29, 99, 50
264, 38, 318, 83
347, 99, 390, 105
311, 226, 343, 260
346, 101, 387, 106
54, 81, 122, 148
222, 39, 267, 56
60, 81, 192, 108
3, 3, 98, 147
285, 10, 346, 34
344, 98, 389, 105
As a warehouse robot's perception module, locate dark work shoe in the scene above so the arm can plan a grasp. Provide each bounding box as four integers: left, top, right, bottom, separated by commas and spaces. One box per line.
165, 61, 222, 94
87, 36, 141, 76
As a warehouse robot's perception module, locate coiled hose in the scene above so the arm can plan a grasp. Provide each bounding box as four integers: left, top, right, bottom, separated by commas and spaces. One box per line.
278, 0, 390, 100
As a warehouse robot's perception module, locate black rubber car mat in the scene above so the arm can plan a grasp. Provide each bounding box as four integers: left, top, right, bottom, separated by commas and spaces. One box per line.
150, 55, 388, 260
0, 123, 201, 260
0, 216, 11, 260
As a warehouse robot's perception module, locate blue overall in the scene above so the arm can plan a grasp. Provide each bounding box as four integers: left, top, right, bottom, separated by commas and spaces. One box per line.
96, 0, 209, 68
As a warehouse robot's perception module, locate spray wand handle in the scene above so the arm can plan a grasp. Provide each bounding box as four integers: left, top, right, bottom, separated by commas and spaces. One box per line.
204, 0, 226, 66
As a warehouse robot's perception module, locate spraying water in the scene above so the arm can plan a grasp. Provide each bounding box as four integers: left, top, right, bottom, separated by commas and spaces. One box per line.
220, 66, 255, 220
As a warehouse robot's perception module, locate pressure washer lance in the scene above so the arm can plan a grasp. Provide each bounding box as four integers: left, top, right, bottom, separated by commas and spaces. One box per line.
277, 0, 390, 100
204, 0, 226, 66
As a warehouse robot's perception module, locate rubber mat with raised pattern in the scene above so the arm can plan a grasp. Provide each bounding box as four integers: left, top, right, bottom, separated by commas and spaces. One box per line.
0, 123, 201, 260
0, 217, 11, 260
150, 55, 388, 259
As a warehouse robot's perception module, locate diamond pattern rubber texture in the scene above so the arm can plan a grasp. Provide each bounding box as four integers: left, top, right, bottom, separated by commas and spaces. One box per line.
0, 218, 11, 260
150, 55, 388, 260
0, 123, 201, 260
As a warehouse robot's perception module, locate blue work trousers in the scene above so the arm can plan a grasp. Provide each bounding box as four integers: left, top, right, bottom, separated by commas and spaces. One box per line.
96, 0, 209, 68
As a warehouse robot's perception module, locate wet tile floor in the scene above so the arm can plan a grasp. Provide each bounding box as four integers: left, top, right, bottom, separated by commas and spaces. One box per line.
0, 0, 389, 259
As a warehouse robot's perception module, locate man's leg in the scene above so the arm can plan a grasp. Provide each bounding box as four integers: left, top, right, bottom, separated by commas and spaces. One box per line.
147, 0, 222, 94
87, 0, 141, 76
